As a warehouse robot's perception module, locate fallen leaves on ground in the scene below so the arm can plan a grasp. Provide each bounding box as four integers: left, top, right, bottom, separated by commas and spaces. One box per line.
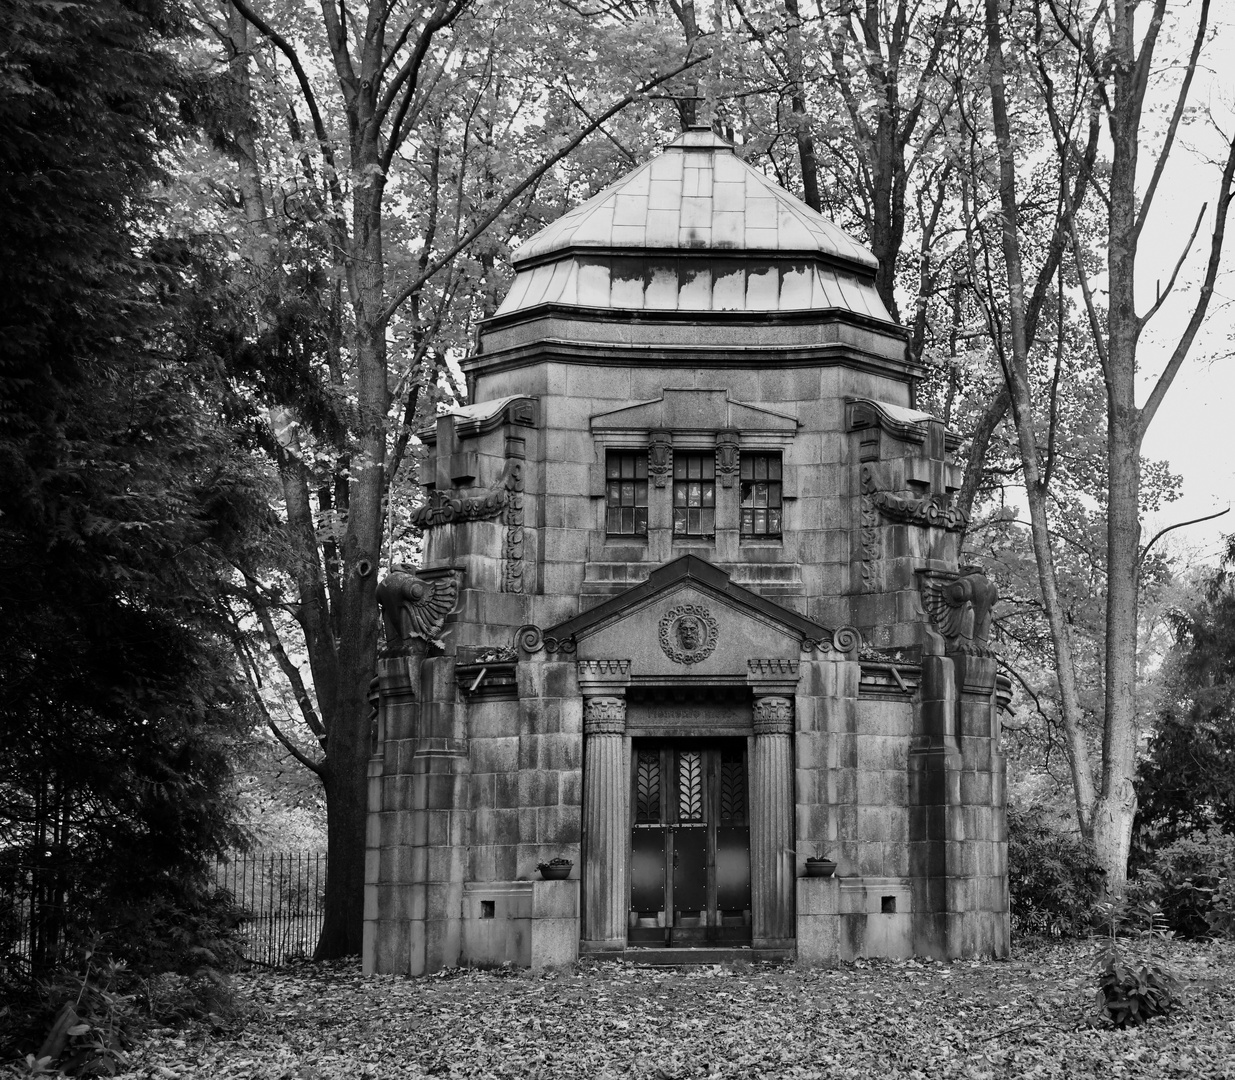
112, 940, 1235, 1079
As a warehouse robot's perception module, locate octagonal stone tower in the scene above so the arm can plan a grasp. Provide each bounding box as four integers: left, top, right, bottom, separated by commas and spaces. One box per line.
364, 126, 1010, 974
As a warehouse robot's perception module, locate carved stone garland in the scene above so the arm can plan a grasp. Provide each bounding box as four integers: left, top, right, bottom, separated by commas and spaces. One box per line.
409, 458, 525, 595
860, 463, 969, 593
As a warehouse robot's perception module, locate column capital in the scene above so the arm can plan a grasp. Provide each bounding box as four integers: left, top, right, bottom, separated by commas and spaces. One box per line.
752, 694, 794, 735
584, 694, 627, 735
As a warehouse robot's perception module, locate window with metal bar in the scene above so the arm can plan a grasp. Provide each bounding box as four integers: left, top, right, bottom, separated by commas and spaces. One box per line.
605, 451, 648, 536
672, 453, 715, 538
740, 452, 783, 538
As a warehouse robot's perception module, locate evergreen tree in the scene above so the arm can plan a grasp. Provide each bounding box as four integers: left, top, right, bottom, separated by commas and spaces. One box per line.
0, 0, 264, 978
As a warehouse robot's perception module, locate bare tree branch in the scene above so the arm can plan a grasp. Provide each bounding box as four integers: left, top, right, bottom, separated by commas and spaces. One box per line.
1133, 0, 1210, 242
1136, 201, 1206, 332
227, 0, 346, 218
380, 51, 713, 327
1138, 509, 1230, 570
1140, 129, 1235, 434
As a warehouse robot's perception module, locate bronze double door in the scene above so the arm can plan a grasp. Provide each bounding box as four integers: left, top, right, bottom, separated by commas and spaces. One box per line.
628, 738, 752, 946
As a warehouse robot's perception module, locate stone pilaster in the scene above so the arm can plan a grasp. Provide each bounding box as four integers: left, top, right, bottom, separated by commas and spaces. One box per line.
365, 648, 428, 976
751, 694, 794, 946
581, 694, 628, 951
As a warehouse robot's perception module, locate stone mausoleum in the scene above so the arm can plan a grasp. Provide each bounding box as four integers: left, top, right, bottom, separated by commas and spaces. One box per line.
364, 125, 1011, 974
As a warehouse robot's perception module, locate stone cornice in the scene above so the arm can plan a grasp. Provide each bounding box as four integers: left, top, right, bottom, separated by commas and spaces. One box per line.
466, 336, 920, 384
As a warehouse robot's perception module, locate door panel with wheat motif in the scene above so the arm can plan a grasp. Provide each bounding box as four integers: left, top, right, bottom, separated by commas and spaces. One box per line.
628, 738, 750, 947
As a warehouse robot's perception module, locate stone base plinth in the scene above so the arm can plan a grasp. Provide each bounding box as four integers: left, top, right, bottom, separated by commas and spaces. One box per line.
460, 879, 580, 969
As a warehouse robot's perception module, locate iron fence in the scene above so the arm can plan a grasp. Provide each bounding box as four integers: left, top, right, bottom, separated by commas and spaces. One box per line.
214, 851, 327, 966
1, 851, 328, 974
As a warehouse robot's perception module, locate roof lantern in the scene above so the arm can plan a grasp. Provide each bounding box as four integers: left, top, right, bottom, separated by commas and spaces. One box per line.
492, 124, 892, 322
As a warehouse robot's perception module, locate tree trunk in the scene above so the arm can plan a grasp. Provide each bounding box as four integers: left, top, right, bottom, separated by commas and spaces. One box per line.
312, 74, 390, 952
983, 0, 1097, 833
783, 0, 821, 210
1091, 22, 1145, 892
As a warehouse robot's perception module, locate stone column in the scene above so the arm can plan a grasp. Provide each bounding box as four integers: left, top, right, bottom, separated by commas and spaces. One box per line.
751, 695, 795, 946
581, 694, 628, 951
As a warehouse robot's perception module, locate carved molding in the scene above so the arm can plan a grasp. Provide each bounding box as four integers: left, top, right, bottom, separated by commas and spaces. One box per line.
846, 398, 962, 453
752, 695, 794, 735
658, 603, 719, 666
455, 652, 519, 700
649, 432, 672, 489
716, 431, 740, 489
501, 463, 525, 594
460, 645, 518, 664
859, 661, 920, 699
578, 659, 632, 680
584, 695, 627, 734
859, 469, 881, 594
747, 659, 800, 680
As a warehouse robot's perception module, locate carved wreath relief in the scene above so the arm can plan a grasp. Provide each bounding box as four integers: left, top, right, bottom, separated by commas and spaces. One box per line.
658, 603, 718, 665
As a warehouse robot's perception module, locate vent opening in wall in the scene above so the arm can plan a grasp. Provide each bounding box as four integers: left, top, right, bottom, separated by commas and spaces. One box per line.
480, 901, 495, 919
881, 896, 896, 914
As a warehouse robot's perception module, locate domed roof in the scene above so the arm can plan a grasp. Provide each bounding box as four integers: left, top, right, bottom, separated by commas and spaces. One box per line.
493, 126, 892, 322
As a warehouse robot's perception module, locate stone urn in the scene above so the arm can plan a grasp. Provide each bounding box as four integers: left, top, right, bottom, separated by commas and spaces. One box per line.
804, 857, 837, 878
536, 858, 573, 880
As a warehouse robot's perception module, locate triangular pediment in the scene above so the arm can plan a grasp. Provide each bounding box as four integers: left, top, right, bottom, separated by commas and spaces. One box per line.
590, 389, 799, 434
545, 556, 828, 680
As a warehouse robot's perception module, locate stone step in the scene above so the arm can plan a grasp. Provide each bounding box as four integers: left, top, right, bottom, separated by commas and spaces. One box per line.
621, 947, 794, 967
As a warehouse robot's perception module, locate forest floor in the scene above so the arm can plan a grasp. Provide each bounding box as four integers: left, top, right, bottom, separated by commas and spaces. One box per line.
97, 939, 1235, 1078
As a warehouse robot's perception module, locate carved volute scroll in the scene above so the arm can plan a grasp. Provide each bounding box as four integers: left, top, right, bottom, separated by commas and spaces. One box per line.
918, 566, 999, 657
376, 566, 460, 650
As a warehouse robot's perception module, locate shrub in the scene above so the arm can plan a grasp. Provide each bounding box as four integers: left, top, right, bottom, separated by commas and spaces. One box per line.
1007, 803, 1103, 937
1133, 825, 1235, 938
1090, 901, 1183, 1028
1092, 940, 1183, 1028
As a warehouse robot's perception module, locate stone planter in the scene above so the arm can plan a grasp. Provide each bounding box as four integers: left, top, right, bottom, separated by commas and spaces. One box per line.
536, 859, 573, 881
804, 858, 836, 878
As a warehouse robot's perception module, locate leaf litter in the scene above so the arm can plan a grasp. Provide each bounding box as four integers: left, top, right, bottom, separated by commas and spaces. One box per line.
112, 940, 1235, 1079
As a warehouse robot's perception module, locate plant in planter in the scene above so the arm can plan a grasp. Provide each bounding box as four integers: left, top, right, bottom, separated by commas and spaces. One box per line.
804, 854, 837, 878
536, 858, 573, 880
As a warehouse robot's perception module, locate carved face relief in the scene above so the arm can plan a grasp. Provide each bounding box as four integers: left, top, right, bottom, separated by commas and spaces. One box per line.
659, 604, 718, 666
